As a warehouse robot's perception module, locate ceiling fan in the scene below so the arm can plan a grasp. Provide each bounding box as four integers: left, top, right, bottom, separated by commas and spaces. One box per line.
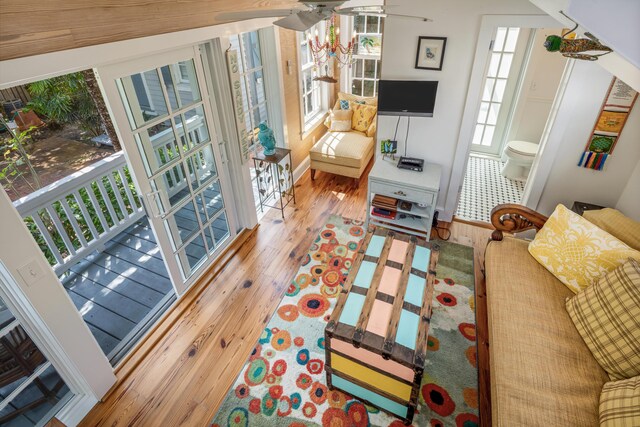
218, 0, 432, 32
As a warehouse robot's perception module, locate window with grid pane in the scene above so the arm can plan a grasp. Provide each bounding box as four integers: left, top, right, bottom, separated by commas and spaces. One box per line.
350, 15, 384, 97
299, 24, 324, 125
472, 27, 520, 147
229, 31, 269, 149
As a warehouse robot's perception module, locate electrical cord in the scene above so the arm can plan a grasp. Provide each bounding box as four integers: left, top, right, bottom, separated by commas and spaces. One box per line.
432, 225, 451, 241
404, 116, 411, 157
393, 115, 401, 141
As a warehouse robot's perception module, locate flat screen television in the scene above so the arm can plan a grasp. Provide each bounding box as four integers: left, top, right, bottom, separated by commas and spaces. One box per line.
377, 80, 438, 117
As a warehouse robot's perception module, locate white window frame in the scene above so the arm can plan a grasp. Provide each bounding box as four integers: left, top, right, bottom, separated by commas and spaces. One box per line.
297, 23, 329, 133
341, 15, 384, 97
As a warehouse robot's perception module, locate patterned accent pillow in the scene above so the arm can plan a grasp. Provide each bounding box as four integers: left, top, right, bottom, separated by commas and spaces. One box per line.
329, 109, 353, 132
528, 204, 640, 293
566, 258, 640, 380
339, 99, 350, 110
350, 102, 377, 133
599, 376, 640, 426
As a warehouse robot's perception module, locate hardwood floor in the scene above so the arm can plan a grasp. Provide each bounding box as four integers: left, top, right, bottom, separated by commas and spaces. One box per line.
80, 166, 492, 426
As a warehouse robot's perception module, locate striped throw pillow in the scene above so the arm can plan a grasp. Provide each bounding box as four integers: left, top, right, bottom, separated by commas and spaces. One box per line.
599, 376, 640, 426
566, 258, 640, 380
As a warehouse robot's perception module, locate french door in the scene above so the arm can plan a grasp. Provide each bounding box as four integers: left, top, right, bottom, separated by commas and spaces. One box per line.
97, 46, 236, 295
471, 27, 530, 156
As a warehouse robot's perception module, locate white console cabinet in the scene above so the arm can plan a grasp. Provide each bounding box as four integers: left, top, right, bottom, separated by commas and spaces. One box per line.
367, 159, 441, 240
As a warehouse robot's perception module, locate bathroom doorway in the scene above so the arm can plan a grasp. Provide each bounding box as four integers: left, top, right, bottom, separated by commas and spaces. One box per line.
455, 26, 567, 223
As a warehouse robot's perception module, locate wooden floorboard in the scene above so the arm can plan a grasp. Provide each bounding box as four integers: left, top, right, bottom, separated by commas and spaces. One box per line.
81, 165, 493, 426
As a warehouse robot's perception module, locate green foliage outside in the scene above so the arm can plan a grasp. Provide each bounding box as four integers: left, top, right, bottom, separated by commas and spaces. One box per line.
0, 125, 41, 192
25, 167, 141, 267
26, 72, 103, 136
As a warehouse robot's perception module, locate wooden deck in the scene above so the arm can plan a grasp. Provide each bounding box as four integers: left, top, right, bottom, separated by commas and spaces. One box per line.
61, 218, 175, 360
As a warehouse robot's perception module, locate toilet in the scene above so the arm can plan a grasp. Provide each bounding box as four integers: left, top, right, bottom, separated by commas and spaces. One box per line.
501, 140, 538, 181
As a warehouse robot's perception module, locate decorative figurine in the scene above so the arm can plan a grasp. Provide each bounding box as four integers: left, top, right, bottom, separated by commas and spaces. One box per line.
380, 139, 397, 160
544, 23, 612, 61
257, 122, 276, 156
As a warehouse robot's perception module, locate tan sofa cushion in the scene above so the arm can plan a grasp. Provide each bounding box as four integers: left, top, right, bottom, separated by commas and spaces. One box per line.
584, 208, 640, 251
309, 131, 374, 169
486, 236, 609, 426
338, 91, 378, 106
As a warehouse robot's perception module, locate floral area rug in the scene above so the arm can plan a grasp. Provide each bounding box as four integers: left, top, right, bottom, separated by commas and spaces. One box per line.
211, 215, 478, 427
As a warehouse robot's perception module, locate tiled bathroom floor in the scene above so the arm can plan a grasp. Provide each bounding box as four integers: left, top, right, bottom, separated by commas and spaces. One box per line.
455, 155, 525, 223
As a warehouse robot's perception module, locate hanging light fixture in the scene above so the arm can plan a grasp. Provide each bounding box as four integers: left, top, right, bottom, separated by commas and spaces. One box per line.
307, 14, 357, 82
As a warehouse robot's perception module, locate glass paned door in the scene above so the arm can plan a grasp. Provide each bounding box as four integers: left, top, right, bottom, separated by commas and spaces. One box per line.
471, 27, 529, 156
0, 296, 71, 425
97, 47, 235, 295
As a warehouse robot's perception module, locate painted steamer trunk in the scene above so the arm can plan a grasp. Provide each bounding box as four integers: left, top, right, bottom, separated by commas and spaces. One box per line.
325, 227, 439, 424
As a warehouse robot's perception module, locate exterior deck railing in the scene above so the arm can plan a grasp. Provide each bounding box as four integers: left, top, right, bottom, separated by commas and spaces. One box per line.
13, 152, 144, 276
11, 114, 209, 277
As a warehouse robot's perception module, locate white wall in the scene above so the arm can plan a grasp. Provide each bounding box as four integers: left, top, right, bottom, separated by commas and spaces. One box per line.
508, 28, 567, 144
377, 0, 543, 220
616, 160, 640, 221
534, 60, 640, 215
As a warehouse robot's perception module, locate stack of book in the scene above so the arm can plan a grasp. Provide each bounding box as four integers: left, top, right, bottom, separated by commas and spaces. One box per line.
371, 207, 396, 220
372, 195, 398, 211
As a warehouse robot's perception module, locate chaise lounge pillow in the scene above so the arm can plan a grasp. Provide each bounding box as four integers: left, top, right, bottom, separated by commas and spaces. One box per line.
338, 91, 377, 106
528, 204, 640, 294
598, 375, 640, 426
350, 102, 377, 133
329, 109, 353, 132
566, 258, 640, 380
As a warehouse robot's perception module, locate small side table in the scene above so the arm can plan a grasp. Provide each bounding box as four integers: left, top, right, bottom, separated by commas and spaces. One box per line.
253, 147, 296, 219
571, 201, 606, 216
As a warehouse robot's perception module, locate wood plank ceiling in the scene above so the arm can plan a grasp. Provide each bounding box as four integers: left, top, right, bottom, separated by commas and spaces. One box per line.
0, 0, 299, 61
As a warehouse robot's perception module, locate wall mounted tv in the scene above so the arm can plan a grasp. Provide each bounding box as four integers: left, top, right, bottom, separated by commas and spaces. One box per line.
377, 80, 438, 117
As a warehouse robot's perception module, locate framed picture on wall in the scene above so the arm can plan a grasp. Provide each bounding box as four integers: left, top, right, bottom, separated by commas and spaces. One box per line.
415, 36, 447, 70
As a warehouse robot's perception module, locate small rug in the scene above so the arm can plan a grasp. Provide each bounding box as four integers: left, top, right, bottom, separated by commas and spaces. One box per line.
211, 215, 478, 427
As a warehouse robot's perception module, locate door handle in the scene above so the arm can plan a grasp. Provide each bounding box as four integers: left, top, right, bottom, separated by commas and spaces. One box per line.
142, 191, 163, 218
219, 140, 228, 164
393, 190, 407, 197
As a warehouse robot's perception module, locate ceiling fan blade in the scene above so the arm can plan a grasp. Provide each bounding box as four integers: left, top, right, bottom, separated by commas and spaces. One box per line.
336, 5, 432, 22
273, 10, 329, 31
217, 8, 301, 22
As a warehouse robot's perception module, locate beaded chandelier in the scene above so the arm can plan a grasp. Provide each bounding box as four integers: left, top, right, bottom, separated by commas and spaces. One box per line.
307, 14, 357, 72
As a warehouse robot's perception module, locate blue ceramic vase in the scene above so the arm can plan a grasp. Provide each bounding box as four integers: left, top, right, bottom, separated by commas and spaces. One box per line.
257, 122, 276, 156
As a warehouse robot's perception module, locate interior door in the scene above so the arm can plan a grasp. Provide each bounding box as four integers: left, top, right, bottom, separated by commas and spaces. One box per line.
97, 46, 236, 295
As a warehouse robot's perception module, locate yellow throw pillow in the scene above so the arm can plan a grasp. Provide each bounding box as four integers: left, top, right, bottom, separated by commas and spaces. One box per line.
329, 109, 353, 132
528, 204, 640, 293
350, 102, 377, 133
599, 376, 640, 426
566, 258, 640, 380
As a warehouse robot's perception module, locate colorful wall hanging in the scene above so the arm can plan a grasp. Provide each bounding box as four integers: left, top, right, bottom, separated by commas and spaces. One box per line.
578, 77, 638, 170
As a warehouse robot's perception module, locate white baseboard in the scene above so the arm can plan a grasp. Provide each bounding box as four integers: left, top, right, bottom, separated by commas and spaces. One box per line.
293, 155, 310, 184
56, 394, 98, 426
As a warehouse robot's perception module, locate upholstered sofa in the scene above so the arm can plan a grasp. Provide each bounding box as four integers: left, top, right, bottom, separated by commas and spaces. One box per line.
309, 92, 377, 184
484, 205, 640, 425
